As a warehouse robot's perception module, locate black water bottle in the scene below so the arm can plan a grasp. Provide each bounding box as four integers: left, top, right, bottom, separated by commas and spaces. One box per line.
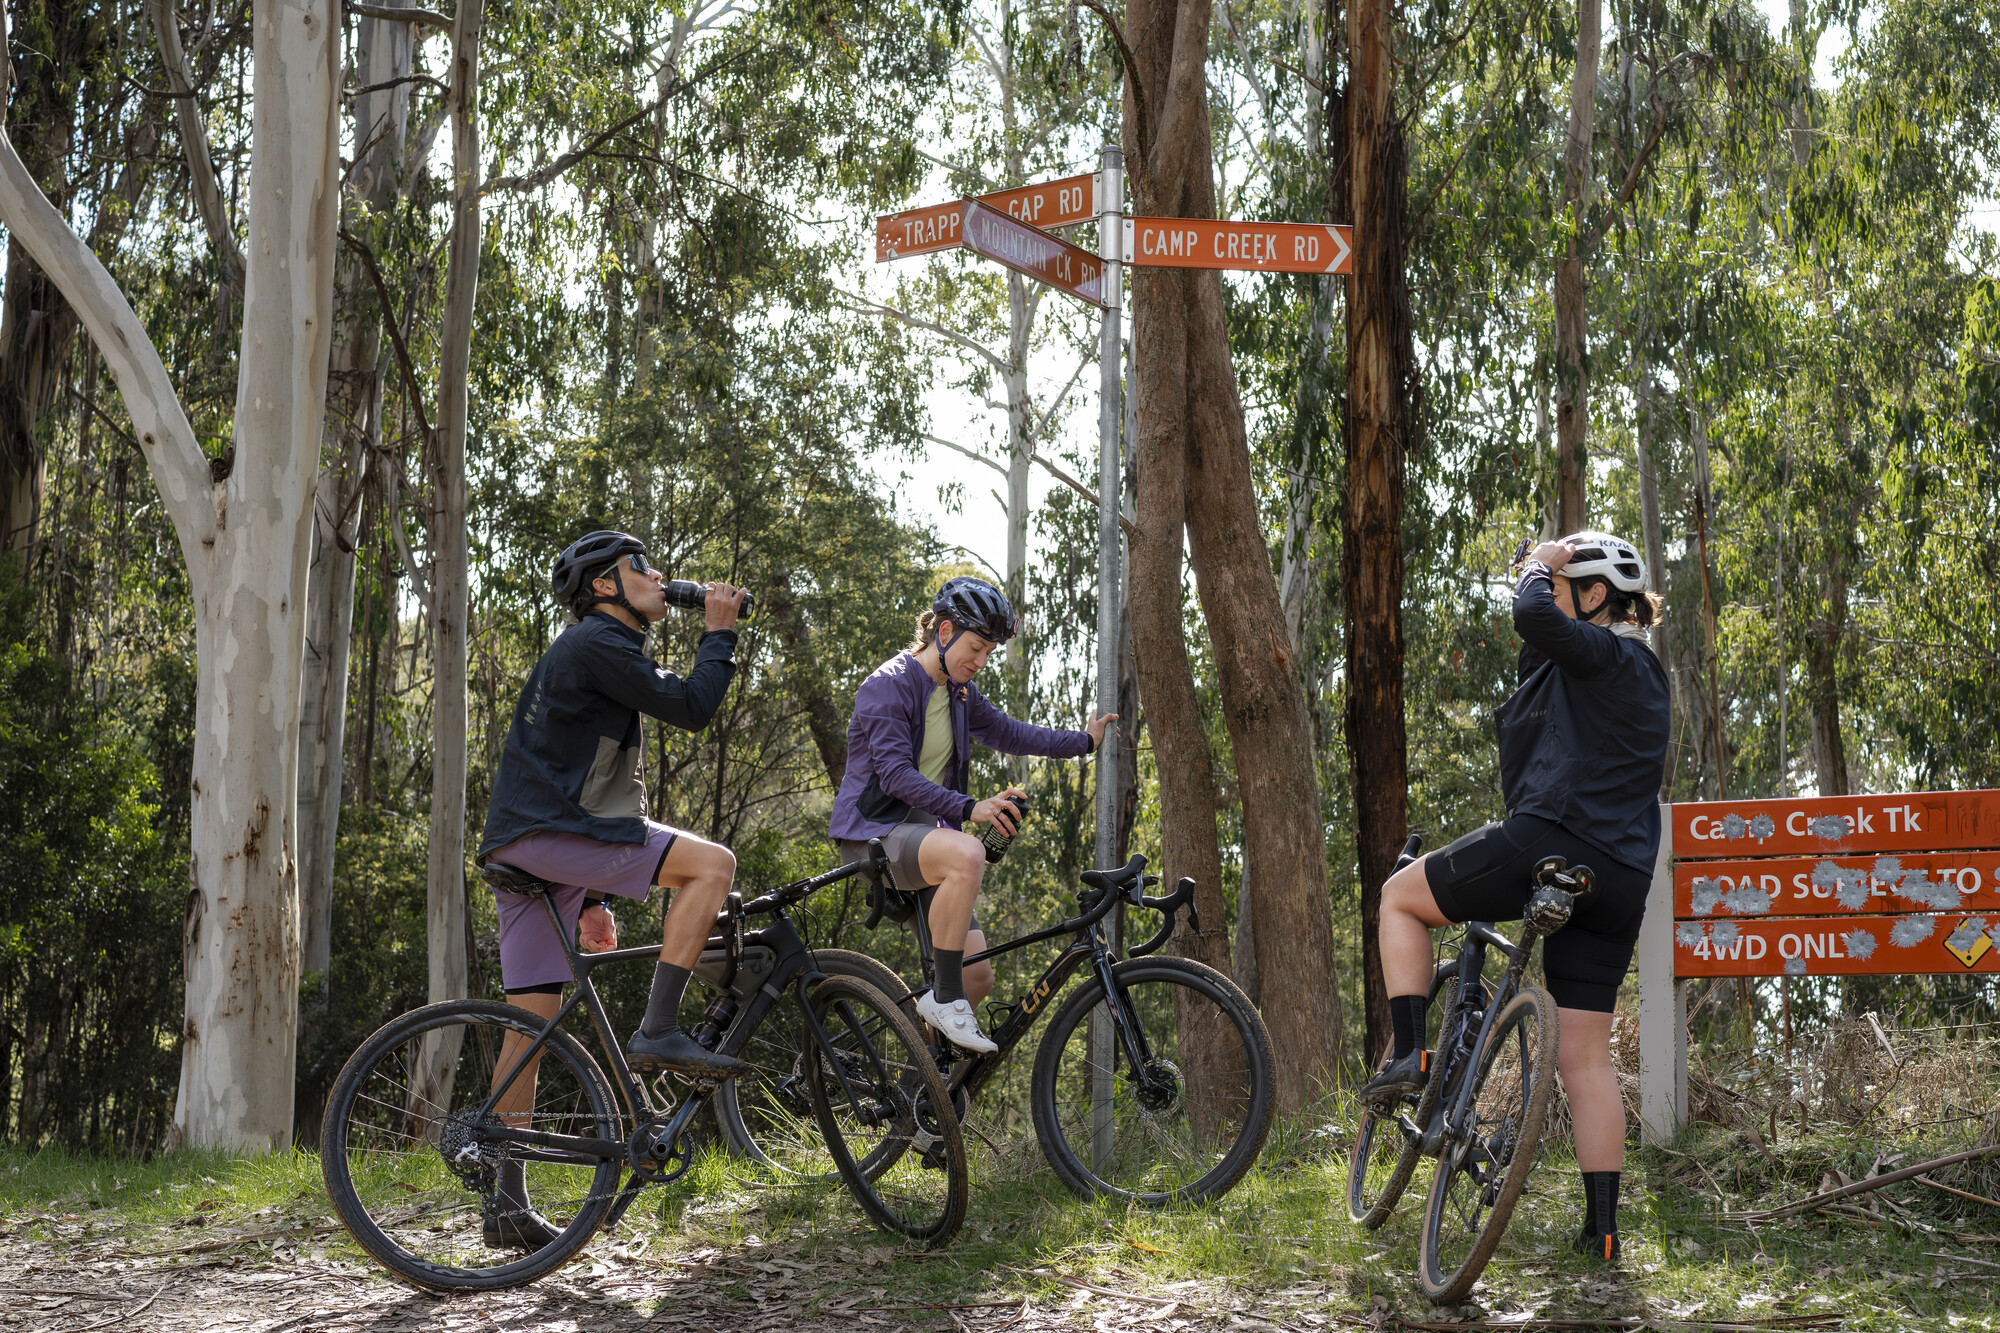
976, 794, 1028, 864
690, 994, 738, 1051
662, 579, 755, 620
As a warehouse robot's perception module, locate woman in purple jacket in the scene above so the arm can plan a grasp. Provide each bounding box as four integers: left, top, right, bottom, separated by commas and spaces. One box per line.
831, 577, 1114, 1054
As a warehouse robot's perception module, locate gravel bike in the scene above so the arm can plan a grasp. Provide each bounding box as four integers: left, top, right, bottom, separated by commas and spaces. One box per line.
320, 843, 966, 1293
710, 852, 1273, 1206
1346, 835, 1593, 1303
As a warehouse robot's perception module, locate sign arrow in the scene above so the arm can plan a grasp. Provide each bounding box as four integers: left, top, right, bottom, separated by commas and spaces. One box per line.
1120, 217, 1354, 275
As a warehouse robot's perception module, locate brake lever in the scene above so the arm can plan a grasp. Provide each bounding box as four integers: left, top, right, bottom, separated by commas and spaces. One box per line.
725, 891, 745, 964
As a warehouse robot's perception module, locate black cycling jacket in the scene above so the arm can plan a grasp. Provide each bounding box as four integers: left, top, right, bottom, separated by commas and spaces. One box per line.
478, 614, 737, 859
1494, 562, 1672, 872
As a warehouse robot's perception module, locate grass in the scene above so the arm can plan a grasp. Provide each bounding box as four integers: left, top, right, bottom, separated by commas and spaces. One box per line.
6, 1013, 2000, 1329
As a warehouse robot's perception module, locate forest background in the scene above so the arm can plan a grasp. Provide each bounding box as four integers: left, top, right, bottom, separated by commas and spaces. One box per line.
2, 0, 1998, 1155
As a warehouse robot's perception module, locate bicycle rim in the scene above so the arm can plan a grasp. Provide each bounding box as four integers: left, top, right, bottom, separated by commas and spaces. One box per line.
1348, 971, 1457, 1228
714, 951, 913, 1182
321, 1000, 622, 1292
1031, 957, 1274, 1205
1419, 987, 1558, 1303
805, 975, 968, 1246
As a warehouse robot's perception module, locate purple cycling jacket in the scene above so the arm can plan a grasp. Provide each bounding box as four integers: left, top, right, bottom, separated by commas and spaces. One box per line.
829, 651, 1094, 842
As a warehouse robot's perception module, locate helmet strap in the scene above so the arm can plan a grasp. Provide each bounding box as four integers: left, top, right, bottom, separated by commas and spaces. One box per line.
581, 563, 644, 624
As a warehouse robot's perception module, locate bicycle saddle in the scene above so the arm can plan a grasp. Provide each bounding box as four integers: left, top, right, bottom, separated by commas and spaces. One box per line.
1078, 854, 1146, 891
480, 861, 558, 895
1531, 856, 1595, 897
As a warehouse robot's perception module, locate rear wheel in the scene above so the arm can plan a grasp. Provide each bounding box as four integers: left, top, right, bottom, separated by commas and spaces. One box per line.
805, 975, 968, 1246
1030, 957, 1273, 1205
321, 1000, 621, 1292
1419, 987, 1558, 1303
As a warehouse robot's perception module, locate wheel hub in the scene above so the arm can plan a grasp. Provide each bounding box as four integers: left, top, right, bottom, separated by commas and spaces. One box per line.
1129, 1058, 1183, 1117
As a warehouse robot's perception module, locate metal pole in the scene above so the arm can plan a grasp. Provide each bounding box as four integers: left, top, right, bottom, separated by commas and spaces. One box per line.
1089, 141, 1124, 1176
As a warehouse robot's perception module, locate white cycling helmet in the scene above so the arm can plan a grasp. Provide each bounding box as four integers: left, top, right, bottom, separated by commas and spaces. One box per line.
1560, 531, 1648, 593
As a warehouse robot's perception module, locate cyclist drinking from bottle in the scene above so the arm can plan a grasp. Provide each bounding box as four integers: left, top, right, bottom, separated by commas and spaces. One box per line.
475, 530, 748, 1249
830, 576, 1114, 1054
1362, 532, 1670, 1263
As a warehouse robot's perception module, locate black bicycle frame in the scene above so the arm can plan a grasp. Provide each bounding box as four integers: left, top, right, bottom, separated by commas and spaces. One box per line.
1429, 921, 1538, 1155
904, 878, 1150, 1103
466, 858, 882, 1194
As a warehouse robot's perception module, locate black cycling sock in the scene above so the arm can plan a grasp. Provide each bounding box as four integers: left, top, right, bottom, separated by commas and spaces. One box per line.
1580, 1170, 1621, 1236
933, 948, 966, 1005
640, 962, 691, 1039
1389, 993, 1429, 1060
497, 1157, 529, 1212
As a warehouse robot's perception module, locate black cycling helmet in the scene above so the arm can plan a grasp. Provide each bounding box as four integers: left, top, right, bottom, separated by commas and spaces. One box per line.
553, 530, 646, 615
933, 576, 1018, 650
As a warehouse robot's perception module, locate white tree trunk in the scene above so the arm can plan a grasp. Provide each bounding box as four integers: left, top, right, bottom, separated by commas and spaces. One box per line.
4, 2, 340, 1153
298, 4, 412, 981
412, 0, 484, 1113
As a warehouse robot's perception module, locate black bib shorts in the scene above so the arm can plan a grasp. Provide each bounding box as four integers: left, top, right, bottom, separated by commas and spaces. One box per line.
1423, 814, 1650, 1013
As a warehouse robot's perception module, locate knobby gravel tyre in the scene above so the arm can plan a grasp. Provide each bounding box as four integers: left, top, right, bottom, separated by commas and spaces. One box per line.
804, 974, 968, 1247
1418, 986, 1558, 1303
712, 949, 915, 1179
321, 999, 623, 1293
1029, 956, 1274, 1206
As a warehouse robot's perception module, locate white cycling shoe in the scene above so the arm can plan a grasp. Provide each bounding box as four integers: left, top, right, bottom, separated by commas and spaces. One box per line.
914, 992, 999, 1055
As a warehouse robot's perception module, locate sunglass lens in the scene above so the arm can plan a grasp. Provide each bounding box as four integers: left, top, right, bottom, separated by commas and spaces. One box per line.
627, 554, 650, 575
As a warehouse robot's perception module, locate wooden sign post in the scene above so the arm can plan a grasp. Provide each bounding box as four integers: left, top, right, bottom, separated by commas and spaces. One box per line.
1637, 790, 2000, 1144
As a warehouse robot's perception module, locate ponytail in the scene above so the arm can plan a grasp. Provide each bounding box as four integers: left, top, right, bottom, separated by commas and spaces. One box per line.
1576, 577, 1662, 627
906, 609, 941, 653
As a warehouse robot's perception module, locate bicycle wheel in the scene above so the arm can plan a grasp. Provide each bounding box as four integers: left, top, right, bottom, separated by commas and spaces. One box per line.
1349, 963, 1457, 1228
805, 974, 968, 1246
321, 999, 623, 1292
1419, 986, 1558, 1303
713, 949, 915, 1178
1030, 956, 1274, 1205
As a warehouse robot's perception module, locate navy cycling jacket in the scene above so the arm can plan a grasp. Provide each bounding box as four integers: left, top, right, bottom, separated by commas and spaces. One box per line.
478, 614, 737, 859
1495, 563, 1672, 872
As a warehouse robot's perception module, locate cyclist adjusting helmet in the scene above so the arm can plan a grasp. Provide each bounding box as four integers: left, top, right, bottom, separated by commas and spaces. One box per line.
830, 576, 1115, 1054
1364, 531, 1670, 1263
474, 530, 748, 1249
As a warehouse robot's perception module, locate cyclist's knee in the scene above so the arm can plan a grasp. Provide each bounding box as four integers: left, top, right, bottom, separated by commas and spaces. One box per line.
1383, 861, 1445, 924
662, 835, 736, 890
934, 831, 987, 885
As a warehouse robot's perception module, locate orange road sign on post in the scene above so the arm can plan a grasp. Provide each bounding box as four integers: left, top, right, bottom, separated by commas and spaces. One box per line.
1672, 850, 2000, 919
1672, 913, 2000, 978
960, 202, 1109, 307
1121, 216, 1352, 274
1670, 789, 2000, 860
875, 172, 1099, 262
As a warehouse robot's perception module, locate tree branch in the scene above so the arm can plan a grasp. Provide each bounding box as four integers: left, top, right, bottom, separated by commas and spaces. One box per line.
339, 227, 435, 442
1075, 0, 1152, 171
0, 121, 210, 544
834, 289, 1006, 372
345, 0, 451, 29
925, 433, 1006, 475
149, 0, 246, 286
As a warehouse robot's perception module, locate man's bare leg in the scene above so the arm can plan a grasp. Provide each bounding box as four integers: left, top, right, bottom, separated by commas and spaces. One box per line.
629, 833, 747, 1074
487, 989, 564, 1247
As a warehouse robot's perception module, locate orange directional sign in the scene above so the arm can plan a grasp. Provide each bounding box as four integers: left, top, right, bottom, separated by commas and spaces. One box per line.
1673, 851, 2000, 919
960, 202, 1109, 307
1673, 913, 2000, 977
1122, 216, 1352, 274
1670, 789, 2000, 860
875, 172, 1099, 262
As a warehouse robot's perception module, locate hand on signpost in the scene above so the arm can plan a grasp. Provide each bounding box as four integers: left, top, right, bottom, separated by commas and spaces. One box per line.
1085, 712, 1118, 749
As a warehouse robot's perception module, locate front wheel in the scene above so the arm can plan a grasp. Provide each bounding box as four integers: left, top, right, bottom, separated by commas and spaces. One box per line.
804, 975, 968, 1247
1348, 962, 1457, 1228
320, 1000, 622, 1292
1419, 987, 1558, 1303
1030, 956, 1274, 1205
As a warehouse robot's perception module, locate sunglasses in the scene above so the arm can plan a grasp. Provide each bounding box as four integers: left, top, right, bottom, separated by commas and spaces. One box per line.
599, 553, 653, 580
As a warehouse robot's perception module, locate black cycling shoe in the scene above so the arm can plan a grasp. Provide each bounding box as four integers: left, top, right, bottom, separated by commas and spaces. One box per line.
483, 1199, 562, 1251
1360, 1048, 1430, 1107
1574, 1228, 1621, 1262
627, 1028, 749, 1078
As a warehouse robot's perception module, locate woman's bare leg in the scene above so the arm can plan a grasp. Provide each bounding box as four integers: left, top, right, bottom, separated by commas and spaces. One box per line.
916, 830, 987, 952
1556, 1008, 1623, 1172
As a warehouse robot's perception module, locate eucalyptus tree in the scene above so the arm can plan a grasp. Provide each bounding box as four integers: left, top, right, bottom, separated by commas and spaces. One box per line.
1, 0, 343, 1152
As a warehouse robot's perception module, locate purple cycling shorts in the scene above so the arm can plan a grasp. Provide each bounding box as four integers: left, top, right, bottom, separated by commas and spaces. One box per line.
485, 822, 681, 991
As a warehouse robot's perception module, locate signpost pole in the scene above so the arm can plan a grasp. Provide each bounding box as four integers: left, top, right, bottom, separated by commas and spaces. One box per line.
1089, 141, 1125, 1176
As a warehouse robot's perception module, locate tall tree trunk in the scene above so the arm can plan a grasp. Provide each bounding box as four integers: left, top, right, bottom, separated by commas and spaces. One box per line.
413, 0, 484, 1114
1806, 548, 1849, 796
767, 569, 847, 788
1633, 338, 1675, 799
1553, 0, 1601, 534
2, 0, 346, 1152
1343, 0, 1416, 1069
1687, 382, 1728, 799
1125, 0, 1344, 1108
298, 4, 410, 981
0, 0, 95, 556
